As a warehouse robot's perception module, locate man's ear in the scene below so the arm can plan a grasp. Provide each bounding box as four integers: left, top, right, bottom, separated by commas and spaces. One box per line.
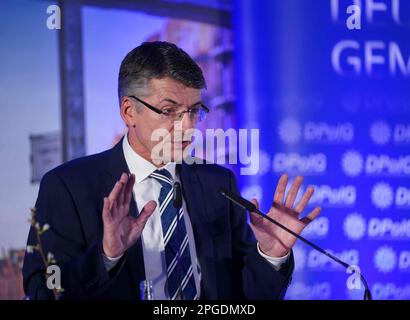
120, 96, 136, 127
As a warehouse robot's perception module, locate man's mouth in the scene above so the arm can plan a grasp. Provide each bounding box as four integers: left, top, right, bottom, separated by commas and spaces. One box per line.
172, 140, 191, 147
181, 141, 191, 148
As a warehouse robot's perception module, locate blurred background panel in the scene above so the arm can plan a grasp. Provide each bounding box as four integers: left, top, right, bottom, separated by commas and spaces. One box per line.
234, 0, 410, 300
0, 1, 60, 299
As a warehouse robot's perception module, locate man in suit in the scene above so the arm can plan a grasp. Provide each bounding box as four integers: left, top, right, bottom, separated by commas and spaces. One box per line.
23, 41, 321, 300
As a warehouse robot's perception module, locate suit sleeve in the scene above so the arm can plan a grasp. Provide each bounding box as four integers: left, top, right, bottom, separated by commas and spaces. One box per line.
22, 170, 124, 299
228, 170, 294, 300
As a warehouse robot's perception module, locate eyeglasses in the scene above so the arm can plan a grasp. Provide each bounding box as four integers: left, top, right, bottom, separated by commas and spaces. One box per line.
128, 95, 209, 123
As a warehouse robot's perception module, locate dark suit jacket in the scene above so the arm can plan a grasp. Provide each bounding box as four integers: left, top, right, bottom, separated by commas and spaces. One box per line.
23, 138, 294, 300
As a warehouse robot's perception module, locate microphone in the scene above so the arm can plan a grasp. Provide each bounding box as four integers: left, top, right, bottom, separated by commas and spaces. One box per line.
172, 181, 184, 299
219, 188, 372, 300
173, 182, 183, 209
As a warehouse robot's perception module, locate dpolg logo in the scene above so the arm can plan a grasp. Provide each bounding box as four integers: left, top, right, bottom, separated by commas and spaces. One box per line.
308, 249, 359, 270
278, 118, 302, 145
366, 154, 410, 176
272, 153, 327, 175
370, 121, 391, 145
394, 124, 410, 144
302, 217, 329, 239
368, 122, 410, 145
304, 122, 354, 143
399, 251, 410, 271
343, 213, 366, 241
341, 150, 364, 177
371, 182, 394, 210
368, 218, 410, 240
396, 187, 410, 208
309, 185, 356, 207
286, 282, 331, 300
372, 283, 410, 300
374, 246, 397, 273
278, 118, 354, 144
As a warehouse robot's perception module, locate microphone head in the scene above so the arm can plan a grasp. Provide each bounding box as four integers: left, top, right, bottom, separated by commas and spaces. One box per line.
219, 188, 257, 212
173, 182, 183, 209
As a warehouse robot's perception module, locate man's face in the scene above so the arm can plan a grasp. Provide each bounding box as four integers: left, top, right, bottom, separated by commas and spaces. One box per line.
124, 77, 202, 164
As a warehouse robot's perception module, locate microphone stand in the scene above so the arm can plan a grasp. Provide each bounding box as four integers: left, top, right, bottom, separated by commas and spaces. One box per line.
219, 188, 372, 300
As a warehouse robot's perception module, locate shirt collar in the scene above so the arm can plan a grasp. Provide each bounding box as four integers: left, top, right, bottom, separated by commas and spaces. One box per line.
122, 133, 176, 183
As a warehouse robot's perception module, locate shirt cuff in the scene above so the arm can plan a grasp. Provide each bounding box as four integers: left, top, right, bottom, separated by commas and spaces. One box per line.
257, 242, 291, 271
102, 253, 123, 271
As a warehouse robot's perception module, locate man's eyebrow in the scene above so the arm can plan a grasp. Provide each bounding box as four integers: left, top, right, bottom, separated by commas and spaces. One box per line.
159, 98, 203, 108
190, 101, 203, 108
159, 98, 181, 105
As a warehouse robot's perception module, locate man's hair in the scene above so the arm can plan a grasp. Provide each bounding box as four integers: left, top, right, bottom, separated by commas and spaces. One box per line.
118, 41, 206, 102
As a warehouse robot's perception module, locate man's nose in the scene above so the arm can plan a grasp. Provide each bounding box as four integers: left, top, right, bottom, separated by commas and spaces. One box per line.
180, 112, 195, 130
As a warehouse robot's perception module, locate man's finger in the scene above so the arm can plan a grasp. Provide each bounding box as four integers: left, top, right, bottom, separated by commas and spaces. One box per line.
285, 176, 303, 208
300, 207, 322, 225
124, 173, 136, 206
249, 198, 263, 226
108, 181, 123, 207
118, 175, 129, 207
273, 174, 289, 205
117, 176, 136, 220
135, 200, 157, 227
119, 172, 128, 184
294, 186, 314, 213
102, 197, 112, 223
110, 199, 119, 217
250, 198, 259, 211
117, 172, 129, 206
126, 201, 157, 247
108, 173, 129, 210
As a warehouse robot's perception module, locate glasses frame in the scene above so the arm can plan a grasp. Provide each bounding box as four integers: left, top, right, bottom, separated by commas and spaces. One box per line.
128, 95, 209, 122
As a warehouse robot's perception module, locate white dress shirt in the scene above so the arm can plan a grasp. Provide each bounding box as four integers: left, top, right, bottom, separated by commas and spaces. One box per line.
103, 134, 290, 299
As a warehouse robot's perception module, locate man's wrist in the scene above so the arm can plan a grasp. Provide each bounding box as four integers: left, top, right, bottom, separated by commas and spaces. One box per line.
257, 243, 291, 270
258, 243, 289, 258
103, 252, 124, 261
102, 238, 124, 259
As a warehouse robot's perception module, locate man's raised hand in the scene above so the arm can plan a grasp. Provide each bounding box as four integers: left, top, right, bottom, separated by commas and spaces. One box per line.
102, 172, 156, 258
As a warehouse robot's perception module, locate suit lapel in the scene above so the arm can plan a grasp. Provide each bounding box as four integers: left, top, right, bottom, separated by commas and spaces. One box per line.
103, 138, 145, 294
178, 162, 218, 299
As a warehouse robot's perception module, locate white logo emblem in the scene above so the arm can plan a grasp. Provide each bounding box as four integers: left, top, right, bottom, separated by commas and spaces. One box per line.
370, 121, 391, 145
278, 118, 301, 145
344, 213, 366, 241
374, 246, 397, 273
371, 182, 394, 210
341, 150, 364, 177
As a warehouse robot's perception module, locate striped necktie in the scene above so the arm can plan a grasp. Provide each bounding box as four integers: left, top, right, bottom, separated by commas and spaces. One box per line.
150, 169, 198, 300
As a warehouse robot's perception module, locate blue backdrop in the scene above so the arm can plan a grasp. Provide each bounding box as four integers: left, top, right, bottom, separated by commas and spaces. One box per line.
233, 0, 410, 299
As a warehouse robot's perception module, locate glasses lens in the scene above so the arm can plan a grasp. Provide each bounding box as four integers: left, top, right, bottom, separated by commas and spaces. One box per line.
197, 107, 207, 122
162, 107, 208, 122
161, 108, 177, 120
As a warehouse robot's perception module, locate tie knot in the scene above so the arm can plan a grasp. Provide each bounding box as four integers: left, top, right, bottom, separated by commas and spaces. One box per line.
150, 169, 173, 186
